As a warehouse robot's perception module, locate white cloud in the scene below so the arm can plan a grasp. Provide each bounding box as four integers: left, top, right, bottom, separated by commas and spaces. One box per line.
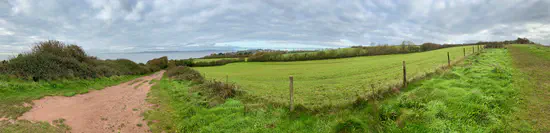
0, 28, 15, 36
9, 0, 31, 15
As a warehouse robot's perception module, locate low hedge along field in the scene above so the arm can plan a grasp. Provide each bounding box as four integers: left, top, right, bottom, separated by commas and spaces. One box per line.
195, 46, 481, 109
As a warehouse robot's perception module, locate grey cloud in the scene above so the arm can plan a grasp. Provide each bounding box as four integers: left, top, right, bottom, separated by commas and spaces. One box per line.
1, 0, 549, 54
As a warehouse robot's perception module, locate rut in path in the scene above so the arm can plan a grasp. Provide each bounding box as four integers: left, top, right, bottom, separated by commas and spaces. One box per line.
19, 71, 165, 133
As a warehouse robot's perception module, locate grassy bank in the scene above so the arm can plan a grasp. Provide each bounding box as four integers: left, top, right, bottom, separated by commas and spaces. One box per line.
508, 44, 550, 132
147, 48, 530, 132
195, 46, 477, 109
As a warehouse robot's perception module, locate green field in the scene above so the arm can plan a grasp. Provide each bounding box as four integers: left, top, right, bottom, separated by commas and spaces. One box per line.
147, 48, 535, 132
195, 46, 481, 109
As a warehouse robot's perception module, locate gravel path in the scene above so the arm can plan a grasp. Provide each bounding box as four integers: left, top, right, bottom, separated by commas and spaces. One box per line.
19, 71, 165, 133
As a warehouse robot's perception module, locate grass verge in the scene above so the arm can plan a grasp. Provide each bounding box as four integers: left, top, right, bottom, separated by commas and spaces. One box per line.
508, 44, 550, 132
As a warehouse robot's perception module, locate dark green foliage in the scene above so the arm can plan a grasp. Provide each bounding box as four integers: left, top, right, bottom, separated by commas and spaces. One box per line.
421, 42, 442, 51
164, 66, 234, 106
165, 66, 203, 83
170, 58, 245, 67
191, 58, 244, 67
334, 118, 367, 133
202, 51, 254, 59
147, 56, 169, 71
0, 60, 7, 74
171, 59, 194, 66
4, 40, 151, 81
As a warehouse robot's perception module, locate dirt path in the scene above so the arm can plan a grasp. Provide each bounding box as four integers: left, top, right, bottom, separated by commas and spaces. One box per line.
18, 71, 165, 133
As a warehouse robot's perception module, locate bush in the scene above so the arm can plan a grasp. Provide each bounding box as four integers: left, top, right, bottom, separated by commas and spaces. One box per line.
164, 66, 235, 106
484, 43, 505, 48
146, 56, 168, 71
0, 60, 7, 74
4, 40, 151, 81
165, 66, 203, 83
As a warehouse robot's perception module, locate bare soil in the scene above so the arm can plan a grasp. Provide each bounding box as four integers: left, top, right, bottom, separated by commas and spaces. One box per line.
18, 71, 164, 133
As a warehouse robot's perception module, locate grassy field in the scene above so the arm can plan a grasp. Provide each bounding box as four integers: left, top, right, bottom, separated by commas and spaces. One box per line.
147, 48, 532, 132
195, 46, 480, 109
508, 44, 550, 132
193, 58, 240, 63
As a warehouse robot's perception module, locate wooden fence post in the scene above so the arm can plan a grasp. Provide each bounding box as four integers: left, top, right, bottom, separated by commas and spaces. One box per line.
226, 75, 229, 83
447, 52, 451, 67
472, 46, 474, 53
463, 48, 466, 57
402, 61, 407, 87
289, 76, 294, 112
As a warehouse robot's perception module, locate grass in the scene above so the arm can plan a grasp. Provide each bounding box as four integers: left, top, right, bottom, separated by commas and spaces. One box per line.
193, 58, 240, 63
147, 48, 533, 132
508, 44, 550, 132
195, 46, 480, 109
376, 48, 533, 132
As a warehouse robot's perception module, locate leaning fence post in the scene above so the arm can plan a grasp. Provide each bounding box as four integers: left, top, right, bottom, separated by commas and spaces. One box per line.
447, 52, 451, 67
402, 61, 407, 87
289, 76, 294, 112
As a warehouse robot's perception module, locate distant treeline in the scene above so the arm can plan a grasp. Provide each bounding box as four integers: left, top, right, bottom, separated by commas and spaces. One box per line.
0, 40, 168, 81
143, 38, 539, 68
170, 58, 245, 67
226, 38, 536, 62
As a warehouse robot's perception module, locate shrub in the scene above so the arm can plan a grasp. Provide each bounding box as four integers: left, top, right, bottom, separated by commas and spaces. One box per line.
484, 43, 505, 48
0, 60, 7, 74
171, 59, 194, 67
421, 43, 441, 51
146, 56, 168, 71
4, 40, 150, 81
165, 66, 204, 83
191, 80, 236, 106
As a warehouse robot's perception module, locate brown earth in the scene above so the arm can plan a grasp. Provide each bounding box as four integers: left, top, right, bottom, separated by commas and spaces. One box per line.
18, 71, 165, 133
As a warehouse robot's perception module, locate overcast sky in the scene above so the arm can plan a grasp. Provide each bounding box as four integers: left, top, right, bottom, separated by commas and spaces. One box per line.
1, 0, 549, 54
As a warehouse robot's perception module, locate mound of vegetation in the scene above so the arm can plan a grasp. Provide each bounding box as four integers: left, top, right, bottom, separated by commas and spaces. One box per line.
147, 56, 169, 72
164, 66, 235, 106
3, 40, 152, 81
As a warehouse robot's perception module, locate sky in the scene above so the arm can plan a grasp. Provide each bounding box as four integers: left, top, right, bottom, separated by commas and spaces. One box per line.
1, 0, 549, 54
